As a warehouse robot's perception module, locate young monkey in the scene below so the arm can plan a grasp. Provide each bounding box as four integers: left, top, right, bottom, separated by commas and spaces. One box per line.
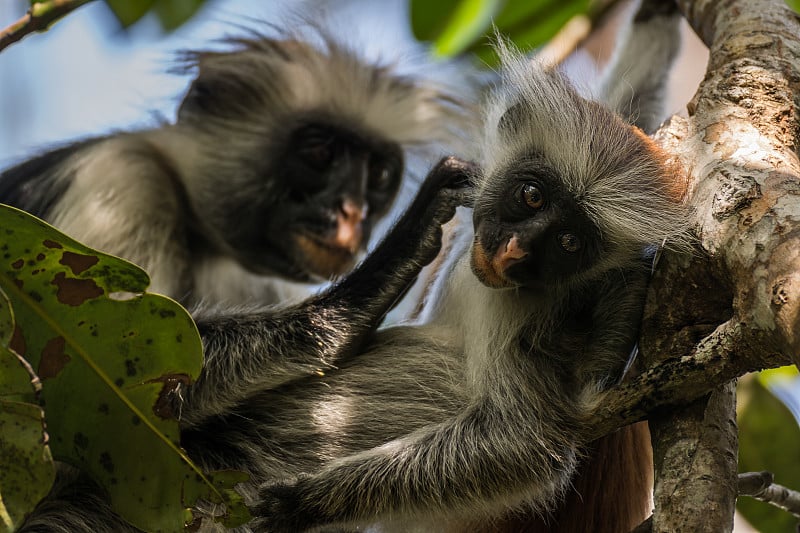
246, 47, 688, 530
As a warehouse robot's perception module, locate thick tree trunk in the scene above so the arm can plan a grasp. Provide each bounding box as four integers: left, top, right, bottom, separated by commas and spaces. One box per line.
633, 0, 800, 531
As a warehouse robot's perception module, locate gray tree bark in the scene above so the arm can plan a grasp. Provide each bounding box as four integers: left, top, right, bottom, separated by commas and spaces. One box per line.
608, 0, 800, 531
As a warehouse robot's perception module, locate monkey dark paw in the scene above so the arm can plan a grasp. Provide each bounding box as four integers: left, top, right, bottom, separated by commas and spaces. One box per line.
427, 156, 477, 208
435, 156, 477, 189
251, 476, 317, 532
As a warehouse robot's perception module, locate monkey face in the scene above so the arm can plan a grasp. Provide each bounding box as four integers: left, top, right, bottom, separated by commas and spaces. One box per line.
202, 119, 404, 282
279, 122, 403, 279
470, 157, 602, 291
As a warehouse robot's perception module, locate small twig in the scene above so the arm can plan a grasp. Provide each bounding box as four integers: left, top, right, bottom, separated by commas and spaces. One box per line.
13, 348, 43, 396
739, 471, 800, 518
0, 0, 95, 53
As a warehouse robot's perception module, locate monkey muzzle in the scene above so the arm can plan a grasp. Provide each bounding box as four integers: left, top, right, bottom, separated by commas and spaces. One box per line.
293, 199, 367, 278
471, 235, 528, 289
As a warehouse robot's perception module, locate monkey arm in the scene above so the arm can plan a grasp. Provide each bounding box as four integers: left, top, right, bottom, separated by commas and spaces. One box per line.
253, 394, 583, 532
594, 0, 681, 134
176, 157, 475, 427
576, 265, 651, 387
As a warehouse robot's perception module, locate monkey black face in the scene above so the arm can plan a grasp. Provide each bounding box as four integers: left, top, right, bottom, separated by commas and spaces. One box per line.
470, 155, 602, 290
221, 119, 404, 282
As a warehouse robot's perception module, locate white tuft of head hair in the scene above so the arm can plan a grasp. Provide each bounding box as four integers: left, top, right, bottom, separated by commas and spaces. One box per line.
175, 24, 476, 151
478, 40, 691, 256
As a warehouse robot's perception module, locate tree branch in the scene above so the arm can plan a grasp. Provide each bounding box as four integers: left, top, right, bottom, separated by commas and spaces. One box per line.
668, 0, 800, 363
618, 0, 800, 531
626, 471, 800, 533
739, 471, 800, 518
570, 0, 800, 439
0, 0, 95, 53
594, 317, 791, 437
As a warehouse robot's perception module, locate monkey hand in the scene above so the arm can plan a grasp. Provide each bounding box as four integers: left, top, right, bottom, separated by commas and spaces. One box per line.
425, 155, 476, 209
355, 155, 476, 263
251, 474, 324, 533
392, 156, 476, 267
319, 155, 478, 327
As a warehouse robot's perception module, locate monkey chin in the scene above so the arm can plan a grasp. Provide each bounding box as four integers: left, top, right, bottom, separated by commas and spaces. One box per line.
470, 241, 518, 289
293, 233, 359, 279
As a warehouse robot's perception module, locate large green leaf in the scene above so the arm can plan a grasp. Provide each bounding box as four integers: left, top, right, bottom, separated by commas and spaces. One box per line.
104, 0, 156, 28
0, 288, 54, 532
153, 0, 206, 31
411, 0, 590, 63
0, 205, 249, 531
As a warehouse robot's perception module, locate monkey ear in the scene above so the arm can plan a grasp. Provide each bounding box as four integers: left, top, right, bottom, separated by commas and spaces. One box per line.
176, 54, 263, 122
178, 74, 214, 119
175, 37, 305, 124
497, 102, 527, 139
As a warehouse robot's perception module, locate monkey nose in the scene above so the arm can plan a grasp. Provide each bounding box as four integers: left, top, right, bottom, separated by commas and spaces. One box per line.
492, 235, 528, 273
339, 198, 368, 223
335, 199, 367, 253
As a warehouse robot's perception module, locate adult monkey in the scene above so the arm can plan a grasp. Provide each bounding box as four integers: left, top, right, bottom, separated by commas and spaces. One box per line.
20, 155, 476, 533
0, 27, 471, 308
10, 23, 474, 533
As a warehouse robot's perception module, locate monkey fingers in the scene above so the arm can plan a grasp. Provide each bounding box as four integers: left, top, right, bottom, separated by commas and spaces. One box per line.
324, 156, 476, 308
428, 155, 477, 206
251, 475, 325, 533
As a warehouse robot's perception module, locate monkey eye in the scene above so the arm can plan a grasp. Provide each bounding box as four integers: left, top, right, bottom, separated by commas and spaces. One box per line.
558, 232, 581, 252
368, 158, 397, 192
299, 138, 335, 170
370, 166, 392, 191
521, 183, 544, 209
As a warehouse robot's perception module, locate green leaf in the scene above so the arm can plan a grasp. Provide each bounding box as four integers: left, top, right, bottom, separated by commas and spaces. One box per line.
153, 0, 206, 31
756, 365, 799, 388
492, 0, 585, 30
103, 0, 156, 28
410, 0, 464, 42
0, 288, 38, 405
411, 0, 591, 63
737, 377, 800, 533
786, 0, 800, 15
0, 204, 250, 531
0, 401, 55, 532
475, 0, 590, 64
499, 0, 588, 47
428, 0, 503, 58
0, 287, 55, 531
